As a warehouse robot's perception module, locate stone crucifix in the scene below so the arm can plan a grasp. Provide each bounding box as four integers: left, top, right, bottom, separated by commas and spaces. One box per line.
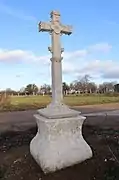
39, 11, 72, 105
30, 11, 92, 173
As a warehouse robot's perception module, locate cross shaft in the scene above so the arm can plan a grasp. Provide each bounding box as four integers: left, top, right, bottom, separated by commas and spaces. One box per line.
38, 11, 72, 105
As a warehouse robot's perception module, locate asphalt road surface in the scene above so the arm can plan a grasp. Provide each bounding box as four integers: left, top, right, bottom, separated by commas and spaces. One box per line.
0, 107, 119, 133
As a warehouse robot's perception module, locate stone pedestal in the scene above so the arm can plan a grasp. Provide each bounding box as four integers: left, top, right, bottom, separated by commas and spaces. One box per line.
30, 105, 92, 173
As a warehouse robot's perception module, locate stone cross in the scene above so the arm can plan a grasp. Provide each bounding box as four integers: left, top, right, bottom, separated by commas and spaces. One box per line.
31, 11, 92, 174
39, 11, 72, 105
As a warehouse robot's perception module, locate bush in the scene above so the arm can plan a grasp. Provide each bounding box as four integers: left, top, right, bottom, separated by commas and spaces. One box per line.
0, 93, 11, 110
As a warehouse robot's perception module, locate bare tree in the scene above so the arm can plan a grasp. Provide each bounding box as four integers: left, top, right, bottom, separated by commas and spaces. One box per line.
87, 82, 97, 93
105, 82, 116, 92
99, 81, 116, 93
77, 74, 92, 93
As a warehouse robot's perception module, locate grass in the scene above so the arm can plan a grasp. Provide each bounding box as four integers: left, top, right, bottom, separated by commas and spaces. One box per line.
11, 95, 51, 105
1, 93, 119, 112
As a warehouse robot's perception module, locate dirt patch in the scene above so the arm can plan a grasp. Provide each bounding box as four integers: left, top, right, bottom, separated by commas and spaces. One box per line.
0, 125, 119, 180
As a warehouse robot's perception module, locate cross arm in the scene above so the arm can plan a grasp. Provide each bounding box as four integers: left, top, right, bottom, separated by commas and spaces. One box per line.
39, 21, 51, 32
61, 24, 72, 35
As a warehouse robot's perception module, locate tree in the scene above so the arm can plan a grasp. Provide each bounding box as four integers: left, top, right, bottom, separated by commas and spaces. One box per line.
72, 81, 81, 92
114, 83, 119, 92
99, 81, 116, 93
69, 82, 75, 90
76, 74, 91, 93
72, 74, 98, 94
40, 84, 51, 94
5, 88, 17, 95
20, 87, 25, 93
62, 82, 70, 95
25, 84, 38, 95
87, 82, 97, 93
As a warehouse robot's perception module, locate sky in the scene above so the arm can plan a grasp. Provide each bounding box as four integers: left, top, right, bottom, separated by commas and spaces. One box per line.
0, 0, 119, 90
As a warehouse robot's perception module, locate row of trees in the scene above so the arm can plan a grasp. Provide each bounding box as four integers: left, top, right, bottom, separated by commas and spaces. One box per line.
1, 84, 51, 96
68, 75, 116, 94
0, 75, 117, 96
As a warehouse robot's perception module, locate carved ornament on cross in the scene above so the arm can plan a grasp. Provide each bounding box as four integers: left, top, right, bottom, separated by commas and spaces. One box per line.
39, 11, 72, 36
38, 11, 72, 62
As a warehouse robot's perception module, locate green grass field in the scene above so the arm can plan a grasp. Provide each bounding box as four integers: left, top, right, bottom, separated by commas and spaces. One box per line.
1, 94, 119, 112
10, 94, 119, 108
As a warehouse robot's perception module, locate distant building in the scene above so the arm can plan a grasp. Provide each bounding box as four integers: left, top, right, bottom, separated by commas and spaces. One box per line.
114, 84, 119, 92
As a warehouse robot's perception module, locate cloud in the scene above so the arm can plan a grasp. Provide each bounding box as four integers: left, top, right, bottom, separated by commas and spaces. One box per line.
62, 61, 77, 74
79, 59, 113, 74
16, 74, 22, 78
63, 49, 87, 60
75, 59, 119, 80
0, 2, 36, 22
63, 58, 119, 80
102, 64, 119, 79
15, 72, 24, 78
88, 43, 112, 53
0, 49, 49, 64
103, 71, 119, 79
63, 43, 111, 61
0, 48, 88, 64
0, 42, 116, 81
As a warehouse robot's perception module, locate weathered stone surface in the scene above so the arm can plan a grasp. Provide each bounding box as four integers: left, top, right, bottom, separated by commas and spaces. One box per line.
30, 113, 92, 173
37, 103, 80, 119
39, 10, 72, 105
30, 10, 93, 174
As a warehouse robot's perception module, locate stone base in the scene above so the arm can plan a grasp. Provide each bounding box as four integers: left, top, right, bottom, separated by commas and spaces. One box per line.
30, 110, 93, 173
37, 103, 80, 119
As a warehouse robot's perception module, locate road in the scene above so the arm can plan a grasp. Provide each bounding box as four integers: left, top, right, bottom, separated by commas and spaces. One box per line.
0, 106, 119, 133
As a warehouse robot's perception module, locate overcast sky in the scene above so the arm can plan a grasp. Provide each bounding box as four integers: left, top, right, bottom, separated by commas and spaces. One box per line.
0, 0, 119, 90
